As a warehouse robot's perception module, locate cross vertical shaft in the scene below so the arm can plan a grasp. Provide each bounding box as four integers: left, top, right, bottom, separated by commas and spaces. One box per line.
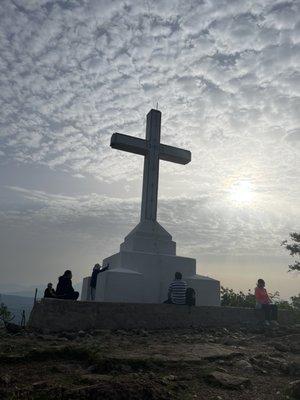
110, 109, 191, 224
141, 109, 161, 221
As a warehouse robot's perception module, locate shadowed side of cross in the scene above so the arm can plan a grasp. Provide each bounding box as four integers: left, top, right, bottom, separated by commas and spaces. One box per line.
111, 109, 191, 222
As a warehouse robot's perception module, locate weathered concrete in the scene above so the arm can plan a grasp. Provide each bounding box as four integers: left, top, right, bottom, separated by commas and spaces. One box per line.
82, 249, 220, 306
81, 109, 220, 306
28, 299, 298, 333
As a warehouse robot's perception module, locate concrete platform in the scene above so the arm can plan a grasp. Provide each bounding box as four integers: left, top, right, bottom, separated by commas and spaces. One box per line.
81, 220, 220, 306
28, 299, 298, 333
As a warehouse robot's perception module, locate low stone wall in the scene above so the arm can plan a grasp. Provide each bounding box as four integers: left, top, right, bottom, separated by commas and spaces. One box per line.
28, 299, 298, 333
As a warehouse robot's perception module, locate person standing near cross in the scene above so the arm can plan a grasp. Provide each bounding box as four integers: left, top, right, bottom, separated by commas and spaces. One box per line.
89, 263, 110, 300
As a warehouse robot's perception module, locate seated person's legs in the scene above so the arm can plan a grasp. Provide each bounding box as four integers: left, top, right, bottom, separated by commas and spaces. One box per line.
261, 304, 272, 321
74, 291, 79, 300
59, 291, 79, 300
69, 291, 79, 300
270, 304, 278, 321
261, 304, 278, 321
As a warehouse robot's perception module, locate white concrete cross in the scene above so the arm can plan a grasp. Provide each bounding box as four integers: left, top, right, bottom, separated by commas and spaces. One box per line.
111, 109, 191, 222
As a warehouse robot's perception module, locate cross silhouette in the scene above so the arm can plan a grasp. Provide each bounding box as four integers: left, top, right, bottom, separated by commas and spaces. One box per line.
111, 109, 191, 222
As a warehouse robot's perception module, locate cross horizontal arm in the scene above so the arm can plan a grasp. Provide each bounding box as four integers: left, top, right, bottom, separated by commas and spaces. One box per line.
159, 143, 191, 165
111, 133, 147, 156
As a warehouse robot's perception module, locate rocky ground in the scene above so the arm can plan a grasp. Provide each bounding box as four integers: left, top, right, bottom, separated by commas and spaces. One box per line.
0, 324, 299, 400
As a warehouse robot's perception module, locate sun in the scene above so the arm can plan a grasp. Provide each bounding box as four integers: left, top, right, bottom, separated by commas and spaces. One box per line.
229, 180, 254, 205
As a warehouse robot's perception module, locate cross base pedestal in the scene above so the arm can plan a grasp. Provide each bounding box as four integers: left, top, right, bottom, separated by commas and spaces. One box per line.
81, 222, 220, 306
81, 110, 220, 306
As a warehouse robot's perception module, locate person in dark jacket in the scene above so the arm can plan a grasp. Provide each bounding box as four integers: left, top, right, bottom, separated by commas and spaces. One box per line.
90, 263, 109, 300
56, 270, 79, 300
44, 283, 56, 298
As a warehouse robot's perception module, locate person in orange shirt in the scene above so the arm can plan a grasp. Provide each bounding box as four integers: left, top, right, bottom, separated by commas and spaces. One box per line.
255, 279, 278, 323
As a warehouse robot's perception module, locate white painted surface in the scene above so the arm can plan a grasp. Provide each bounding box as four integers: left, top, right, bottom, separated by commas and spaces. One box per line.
120, 220, 176, 255
81, 110, 220, 306
81, 222, 220, 306
81, 276, 91, 301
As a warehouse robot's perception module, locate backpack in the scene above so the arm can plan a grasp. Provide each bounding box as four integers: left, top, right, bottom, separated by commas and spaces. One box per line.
186, 287, 196, 306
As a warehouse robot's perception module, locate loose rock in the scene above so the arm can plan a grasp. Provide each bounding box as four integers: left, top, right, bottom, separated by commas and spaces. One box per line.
234, 359, 253, 371
32, 380, 48, 388
86, 365, 98, 373
288, 361, 300, 377
273, 342, 290, 352
205, 371, 251, 389
0, 374, 12, 385
286, 380, 300, 399
63, 332, 77, 340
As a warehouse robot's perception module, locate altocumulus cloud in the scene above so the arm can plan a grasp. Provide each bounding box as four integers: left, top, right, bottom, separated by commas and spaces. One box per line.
2, 186, 297, 258
0, 0, 299, 291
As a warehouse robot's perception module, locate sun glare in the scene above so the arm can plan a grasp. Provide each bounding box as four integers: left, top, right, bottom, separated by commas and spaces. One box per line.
229, 180, 254, 205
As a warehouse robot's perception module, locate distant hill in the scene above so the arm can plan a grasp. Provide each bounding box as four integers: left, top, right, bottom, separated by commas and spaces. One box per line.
2, 288, 43, 298
0, 293, 35, 324
0, 283, 81, 298
0, 282, 82, 324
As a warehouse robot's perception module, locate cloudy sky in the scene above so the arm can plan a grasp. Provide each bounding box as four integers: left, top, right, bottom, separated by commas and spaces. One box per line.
0, 0, 299, 298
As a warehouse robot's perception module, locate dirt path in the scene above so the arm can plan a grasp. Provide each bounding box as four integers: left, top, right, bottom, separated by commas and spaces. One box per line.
0, 325, 299, 399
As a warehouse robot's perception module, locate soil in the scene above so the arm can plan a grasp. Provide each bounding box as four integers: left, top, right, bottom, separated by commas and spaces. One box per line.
0, 324, 299, 400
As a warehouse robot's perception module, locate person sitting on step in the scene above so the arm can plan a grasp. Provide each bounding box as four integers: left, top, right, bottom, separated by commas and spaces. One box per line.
167, 272, 187, 305
255, 279, 278, 324
56, 270, 79, 300
185, 287, 196, 306
90, 263, 110, 300
44, 283, 57, 298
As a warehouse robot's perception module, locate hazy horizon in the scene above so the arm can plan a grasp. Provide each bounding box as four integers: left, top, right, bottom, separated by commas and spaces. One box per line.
0, 0, 299, 300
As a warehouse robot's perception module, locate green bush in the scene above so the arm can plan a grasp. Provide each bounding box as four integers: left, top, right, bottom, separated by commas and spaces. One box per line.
221, 287, 256, 308
221, 287, 299, 310
282, 232, 300, 272
291, 293, 300, 310
0, 302, 14, 326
